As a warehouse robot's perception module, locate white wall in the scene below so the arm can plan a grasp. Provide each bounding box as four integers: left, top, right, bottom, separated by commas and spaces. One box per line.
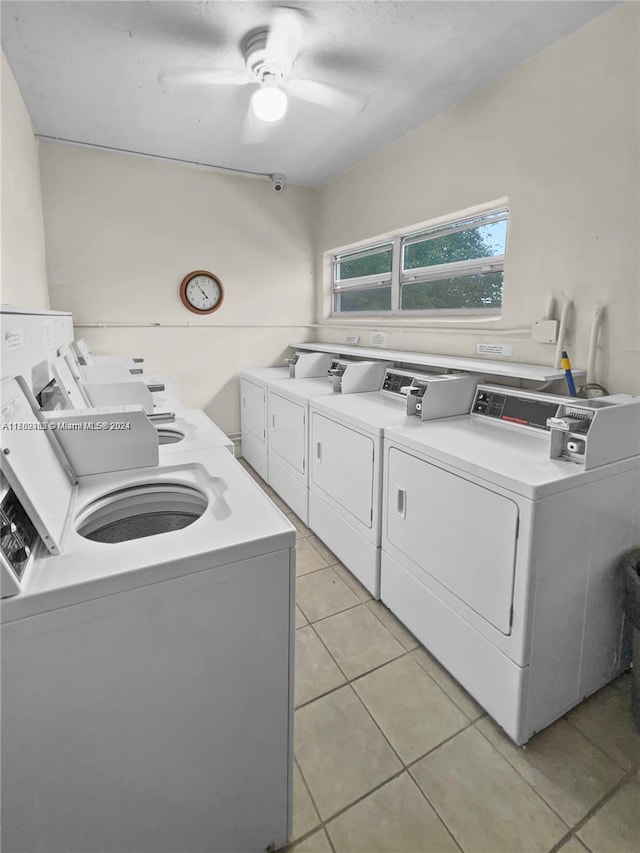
40, 143, 317, 434
1, 52, 49, 308
315, 4, 639, 394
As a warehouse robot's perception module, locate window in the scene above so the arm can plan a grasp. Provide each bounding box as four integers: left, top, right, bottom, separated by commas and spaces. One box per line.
333, 243, 393, 313
331, 207, 508, 315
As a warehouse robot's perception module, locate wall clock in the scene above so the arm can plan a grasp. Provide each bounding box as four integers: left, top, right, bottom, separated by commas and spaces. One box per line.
179, 271, 225, 314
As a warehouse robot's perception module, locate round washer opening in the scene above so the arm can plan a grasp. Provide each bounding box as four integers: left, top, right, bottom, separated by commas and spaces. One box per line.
76, 483, 207, 544
157, 427, 185, 445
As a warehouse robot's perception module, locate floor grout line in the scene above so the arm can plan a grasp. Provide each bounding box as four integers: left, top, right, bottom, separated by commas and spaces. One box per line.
409, 647, 486, 722
261, 469, 640, 853
295, 592, 363, 626
290, 756, 324, 848
547, 771, 638, 853
562, 699, 637, 776
470, 722, 572, 835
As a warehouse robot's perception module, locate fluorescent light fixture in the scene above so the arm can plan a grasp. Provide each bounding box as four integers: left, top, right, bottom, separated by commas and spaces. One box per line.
251, 86, 288, 122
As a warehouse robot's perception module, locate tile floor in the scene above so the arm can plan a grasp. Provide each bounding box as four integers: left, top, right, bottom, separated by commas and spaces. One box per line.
239, 459, 640, 853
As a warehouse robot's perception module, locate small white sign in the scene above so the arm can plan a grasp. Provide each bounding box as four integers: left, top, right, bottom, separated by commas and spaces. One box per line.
370, 331, 389, 348
476, 343, 513, 357
345, 334, 360, 344
4, 329, 24, 350
44, 322, 55, 350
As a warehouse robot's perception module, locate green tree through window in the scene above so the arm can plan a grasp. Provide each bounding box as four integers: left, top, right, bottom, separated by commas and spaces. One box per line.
332, 209, 507, 313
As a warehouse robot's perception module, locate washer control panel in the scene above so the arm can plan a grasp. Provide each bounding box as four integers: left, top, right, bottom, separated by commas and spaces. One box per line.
1, 485, 38, 595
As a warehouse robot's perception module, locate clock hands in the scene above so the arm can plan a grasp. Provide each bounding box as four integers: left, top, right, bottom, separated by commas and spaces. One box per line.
196, 284, 210, 302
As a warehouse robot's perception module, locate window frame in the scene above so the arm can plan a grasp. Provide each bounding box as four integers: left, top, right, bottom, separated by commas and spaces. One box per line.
329, 205, 508, 318
332, 241, 394, 313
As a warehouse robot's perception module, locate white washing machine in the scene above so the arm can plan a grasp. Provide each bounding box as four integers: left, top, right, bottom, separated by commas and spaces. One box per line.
59, 343, 185, 414
0, 377, 296, 853
2, 307, 233, 467
381, 384, 640, 744
309, 368, 479, 597
74, 336, 144, 371
1, 305, 74, 395
153, 408, 233, 455
51, 352, 185, 419
240, 352, 335, 480
33, 358, 234, 462
267, 360, 391, 523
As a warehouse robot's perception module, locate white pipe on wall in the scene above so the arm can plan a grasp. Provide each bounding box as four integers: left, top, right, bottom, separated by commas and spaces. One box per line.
586, 304, 605, 384
74, 321, 532, 335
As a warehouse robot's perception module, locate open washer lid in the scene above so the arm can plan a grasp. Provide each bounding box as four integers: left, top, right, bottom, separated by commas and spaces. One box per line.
1, 377, 75, 555
51, 354, 90, 408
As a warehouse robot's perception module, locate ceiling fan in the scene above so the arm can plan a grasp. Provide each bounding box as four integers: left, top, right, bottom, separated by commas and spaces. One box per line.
158, 7, 367, 142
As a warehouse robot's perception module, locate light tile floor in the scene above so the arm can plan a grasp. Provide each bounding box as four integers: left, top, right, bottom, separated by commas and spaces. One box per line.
238, 459, 640, 853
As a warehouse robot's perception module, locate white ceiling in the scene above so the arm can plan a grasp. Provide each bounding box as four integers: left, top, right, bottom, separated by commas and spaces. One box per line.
2, 0, 615, 186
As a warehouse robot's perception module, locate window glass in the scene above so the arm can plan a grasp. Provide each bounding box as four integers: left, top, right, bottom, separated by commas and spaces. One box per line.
336, 286, 392, 312
330, 206, 508, 315
400, 271, 503, 311
403, 219, 507, 271
335, 245, 392, 281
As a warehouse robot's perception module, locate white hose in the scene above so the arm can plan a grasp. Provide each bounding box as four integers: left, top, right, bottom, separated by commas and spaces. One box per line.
554, 292, 573, 368
586, 304, 605, 384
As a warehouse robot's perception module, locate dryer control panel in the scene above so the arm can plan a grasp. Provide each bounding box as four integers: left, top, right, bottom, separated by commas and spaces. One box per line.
403, 372, 480, 420
471, 385, 640, 468
327, 360, 391, 394
1, 481, 39, 597
547, 394, 640, 468
471, 386, 561, 431
381, 369, 435, 399
286, 351, 333, 379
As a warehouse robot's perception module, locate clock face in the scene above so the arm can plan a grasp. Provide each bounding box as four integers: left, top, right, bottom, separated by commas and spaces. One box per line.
179, 271, 224, 314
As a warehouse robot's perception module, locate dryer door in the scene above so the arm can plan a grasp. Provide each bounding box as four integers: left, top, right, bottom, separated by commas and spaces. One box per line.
386, 447, 518, 635
310, 413, 374, 529
268, 391, 306, 475
240, 379, 266, 444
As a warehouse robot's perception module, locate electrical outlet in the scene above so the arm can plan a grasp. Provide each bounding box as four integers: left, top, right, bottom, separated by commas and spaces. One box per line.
345, 334, 360, 344
532, 320, 558, 344
370, 331, 389, 348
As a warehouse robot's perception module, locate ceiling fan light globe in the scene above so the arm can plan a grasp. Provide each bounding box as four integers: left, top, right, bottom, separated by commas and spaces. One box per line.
251, 86, 288, 122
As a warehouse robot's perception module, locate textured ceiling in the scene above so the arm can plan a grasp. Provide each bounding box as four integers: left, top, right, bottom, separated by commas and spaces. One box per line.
2, 1, 615, 185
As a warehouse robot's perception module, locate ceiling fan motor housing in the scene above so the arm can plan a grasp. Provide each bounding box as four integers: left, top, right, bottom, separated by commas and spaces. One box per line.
244, 30, 291, 83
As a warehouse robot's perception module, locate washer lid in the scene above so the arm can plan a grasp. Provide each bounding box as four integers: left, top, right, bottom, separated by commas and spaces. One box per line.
51, 355, 89, 408
0, 378, 75, 555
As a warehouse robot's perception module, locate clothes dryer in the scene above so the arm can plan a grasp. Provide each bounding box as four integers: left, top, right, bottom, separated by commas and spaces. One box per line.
0, 378, 295, 853
381, 384, 640, 744
267, 361, 391, 523
239, 352, 335, 480
309, 369, 478, 596
240, 367, 291, 480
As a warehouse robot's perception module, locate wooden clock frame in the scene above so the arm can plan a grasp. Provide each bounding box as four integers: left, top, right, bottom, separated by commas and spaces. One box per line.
179, 270, 225, 315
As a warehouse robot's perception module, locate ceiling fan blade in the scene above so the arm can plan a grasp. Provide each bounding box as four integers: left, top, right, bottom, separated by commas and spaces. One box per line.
240, 107, 272, 145
284, 79, 367, 114
265, 7, 302, 71
158, 68, 250, 87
